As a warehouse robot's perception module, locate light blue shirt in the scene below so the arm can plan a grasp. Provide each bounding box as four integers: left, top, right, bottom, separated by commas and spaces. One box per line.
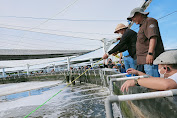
123, 50, 129, 57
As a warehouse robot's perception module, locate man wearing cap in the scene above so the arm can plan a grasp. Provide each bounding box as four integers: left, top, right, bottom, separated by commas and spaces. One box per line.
127, 7, 164, 77
121, 50, 177, 92
102, 23, 137, 69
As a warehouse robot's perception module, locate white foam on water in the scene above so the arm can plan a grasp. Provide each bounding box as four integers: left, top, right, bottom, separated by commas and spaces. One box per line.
57, 96, 106, 108
0, 81, 110, 117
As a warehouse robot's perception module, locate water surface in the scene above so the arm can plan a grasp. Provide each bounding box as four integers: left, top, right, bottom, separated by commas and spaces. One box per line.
0, 81, 110, 118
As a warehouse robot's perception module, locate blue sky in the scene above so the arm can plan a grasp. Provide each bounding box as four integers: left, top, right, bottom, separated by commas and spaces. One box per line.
131, 0, 177, 49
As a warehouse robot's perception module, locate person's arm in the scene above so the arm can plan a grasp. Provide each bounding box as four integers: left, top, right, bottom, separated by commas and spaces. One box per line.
119, 53, 122, 64
119, 44, 128, 53
145, 18, 159, 64
121, 77, 177, 92
126, 68, 147, 76
148, 37, 157, 53
103, 42, 127, 59
138, 78, 177, 90
146, 36, 157, 64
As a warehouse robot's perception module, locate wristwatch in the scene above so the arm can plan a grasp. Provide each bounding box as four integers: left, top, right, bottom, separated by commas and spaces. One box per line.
148, 52, 153, 55
134, 79, 140, 86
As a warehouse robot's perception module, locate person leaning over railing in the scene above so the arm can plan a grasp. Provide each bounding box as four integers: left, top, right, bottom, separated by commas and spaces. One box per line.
102, 23, 137, 68
121, 50, 177, 92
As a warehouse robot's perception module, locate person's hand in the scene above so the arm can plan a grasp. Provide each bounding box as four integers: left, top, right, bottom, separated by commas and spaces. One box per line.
117, 37, 121, 41
112, 51, 118, 56
102, 54, 108, 59
146, 55, 154, 64
126, 68, 138, 75
121, 80, 135, 92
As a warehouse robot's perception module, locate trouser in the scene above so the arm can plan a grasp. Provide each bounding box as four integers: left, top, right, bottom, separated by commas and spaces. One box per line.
137, 64, 160, 77
123, 56, 137, 70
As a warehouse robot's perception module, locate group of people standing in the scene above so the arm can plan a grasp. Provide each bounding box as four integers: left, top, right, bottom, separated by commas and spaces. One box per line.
103, 7, 177, 91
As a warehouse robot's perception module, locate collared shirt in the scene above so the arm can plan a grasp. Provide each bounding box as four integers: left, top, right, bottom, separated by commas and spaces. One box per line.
136, 17, 164, 65
108, 29, 137, 59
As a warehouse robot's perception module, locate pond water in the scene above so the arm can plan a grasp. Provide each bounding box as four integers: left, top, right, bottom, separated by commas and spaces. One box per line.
0, 81, 110, 118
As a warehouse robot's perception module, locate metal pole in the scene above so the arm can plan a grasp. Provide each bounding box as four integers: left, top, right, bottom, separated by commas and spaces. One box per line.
107, 73, 128, 85
2, 68, 6, 77
53, 64, 56, 72
17, 71, 20, 76
47, 66, 50, 73
105, 89, 177, 118
108, 73, 128, 78
58, 66, 60, 72
102, 68, 118, 72
102, 38, 107, 53
90, 58, 93, 67
67, 57, 70, 71
102, 38, 117, 54
26, 64, 30, 75
109, 75, 150, 95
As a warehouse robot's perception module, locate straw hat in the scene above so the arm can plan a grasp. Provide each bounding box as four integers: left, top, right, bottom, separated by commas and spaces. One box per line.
114, 23, 128, 33
153, 50, 177, 65
127, 7, 149, 21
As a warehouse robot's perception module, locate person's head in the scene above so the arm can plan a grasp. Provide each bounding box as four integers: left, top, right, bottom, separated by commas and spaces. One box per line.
158, 64, 177, 78
127, 7, 149, 24
153, 50, 177, 78
108, 58, 112, 63
114, 23, 128, 35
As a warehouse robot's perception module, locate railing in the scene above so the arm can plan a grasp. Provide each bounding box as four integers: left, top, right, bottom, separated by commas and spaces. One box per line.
105, 89, 177, 118
104, 72, 177, 118
0, 69, 100, 78
2, 68, 177, 118
109, 75, 149, 95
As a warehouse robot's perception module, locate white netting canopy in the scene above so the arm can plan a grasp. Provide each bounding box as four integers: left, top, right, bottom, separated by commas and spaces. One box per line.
1, 0, 177, 72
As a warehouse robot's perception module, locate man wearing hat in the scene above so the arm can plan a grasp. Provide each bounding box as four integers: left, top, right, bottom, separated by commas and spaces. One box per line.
127, 7, 164, 77
121, 50, 177, 92
102, 23, 137, 69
